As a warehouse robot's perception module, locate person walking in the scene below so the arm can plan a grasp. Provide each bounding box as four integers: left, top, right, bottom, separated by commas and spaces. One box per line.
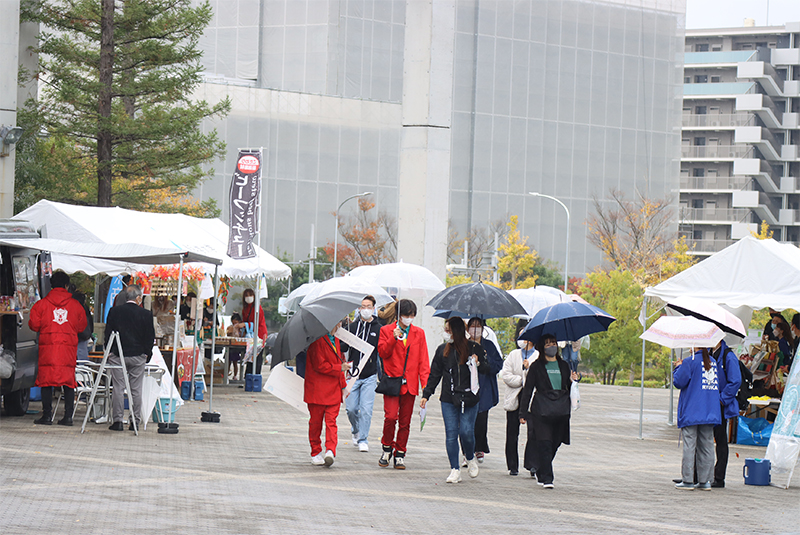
421, 317, 490, 483
467, 317, 503, 463
105, 284, 156, 431
304, 322, 351, 467
519, 334, 578, 489
29, 271, 88, 426
501, 322, 537, 476
673, 347, 722, 490
345, 296, 382, 452
377, 299, 430, 470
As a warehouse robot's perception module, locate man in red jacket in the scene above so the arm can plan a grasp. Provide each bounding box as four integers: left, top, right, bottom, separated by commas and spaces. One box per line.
29, 271, 88, 426
304, 322, 351, 467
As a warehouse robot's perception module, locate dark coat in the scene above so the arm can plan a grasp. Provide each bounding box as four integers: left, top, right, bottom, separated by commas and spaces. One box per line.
477, 338, 503, 412
422, 340, 489, 406
346, 318, 381, 379
519, 356, 572, 446
105, 302, 156, 359
30, 287, 88, 388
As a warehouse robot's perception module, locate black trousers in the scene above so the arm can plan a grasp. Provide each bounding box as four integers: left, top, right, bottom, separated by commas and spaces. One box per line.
474, 410, 490, 453
714, 406, 729, 483
506, 408, 536, 472
534, 439, 560, 485
244, 352, 264, 375
41, 386, 74, 419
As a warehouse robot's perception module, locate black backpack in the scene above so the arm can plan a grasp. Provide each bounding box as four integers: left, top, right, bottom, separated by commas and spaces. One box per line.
736, 359, 754, 412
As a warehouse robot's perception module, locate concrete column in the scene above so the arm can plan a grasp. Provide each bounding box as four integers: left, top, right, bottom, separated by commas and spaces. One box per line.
396, 0, 455, 282
0, 0, 21, 217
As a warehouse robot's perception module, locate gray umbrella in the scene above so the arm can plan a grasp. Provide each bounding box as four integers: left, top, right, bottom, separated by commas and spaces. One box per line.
271, 291, 363, 369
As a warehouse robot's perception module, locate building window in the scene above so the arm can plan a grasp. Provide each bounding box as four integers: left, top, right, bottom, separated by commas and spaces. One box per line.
712, 45, 722, 51
693, 168, 705, 177
695, 74, 708, 84
693, 230, 703, 240
695, 43, 709, 52
710, 76, 720, 83
692, 199, 704, 209
684, 76, 691, 84
694, 137, 706, 146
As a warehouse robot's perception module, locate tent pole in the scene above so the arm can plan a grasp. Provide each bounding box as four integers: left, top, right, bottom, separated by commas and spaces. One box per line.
164, 255, 184, 432
638, 299, 647, 440
668, 349, 675, 426
203, 265, 220, 422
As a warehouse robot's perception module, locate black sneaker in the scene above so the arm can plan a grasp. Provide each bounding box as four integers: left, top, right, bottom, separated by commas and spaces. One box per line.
108, 421, 124, 431
34, 416, 53, 425
711, 480, 725, 488
509, 470, 519, 476
129, 420, 140, 431
393, 455, 406, 470
378, 446, 392, 468
57, 417, 73, 426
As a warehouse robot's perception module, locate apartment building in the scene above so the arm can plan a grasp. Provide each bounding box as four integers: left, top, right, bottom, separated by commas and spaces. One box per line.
681, 21, 800, 255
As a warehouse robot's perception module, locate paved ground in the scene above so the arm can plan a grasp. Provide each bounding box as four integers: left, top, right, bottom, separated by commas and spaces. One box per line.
1, 378, 798, 535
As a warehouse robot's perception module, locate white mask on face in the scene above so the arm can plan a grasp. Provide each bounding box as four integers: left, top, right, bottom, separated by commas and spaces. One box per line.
360, 308, 374, 320
244, 296, 254, 304
469, 327, 482, 340
443, 334, 453, 344
517, 340, 527, 349
400, 316, 413, 327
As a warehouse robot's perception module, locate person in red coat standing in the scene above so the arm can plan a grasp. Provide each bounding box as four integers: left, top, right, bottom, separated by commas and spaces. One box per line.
233, 288, 268, 377
304, 322, 351, 467
29, 271, 88, 426
377, 299, 430, 469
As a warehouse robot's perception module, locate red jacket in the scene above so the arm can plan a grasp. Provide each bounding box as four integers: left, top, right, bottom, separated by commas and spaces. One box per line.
29, 287, 88, 388
378, 322, 430, 396
242, 303, 268, 339
304, 335, 346, 405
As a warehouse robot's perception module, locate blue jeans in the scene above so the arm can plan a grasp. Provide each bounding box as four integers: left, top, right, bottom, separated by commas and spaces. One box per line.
562, 344, 579, 373
440, 401, 479, 469
345, 373, 377, 445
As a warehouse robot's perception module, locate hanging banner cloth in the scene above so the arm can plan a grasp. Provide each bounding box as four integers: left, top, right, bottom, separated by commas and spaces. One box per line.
227, 150, 262, 260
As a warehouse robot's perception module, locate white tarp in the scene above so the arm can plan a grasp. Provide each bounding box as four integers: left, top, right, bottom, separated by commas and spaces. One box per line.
13, 200, 291, 279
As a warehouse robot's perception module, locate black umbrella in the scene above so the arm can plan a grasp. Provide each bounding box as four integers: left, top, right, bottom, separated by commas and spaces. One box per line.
426, 282, 526, 319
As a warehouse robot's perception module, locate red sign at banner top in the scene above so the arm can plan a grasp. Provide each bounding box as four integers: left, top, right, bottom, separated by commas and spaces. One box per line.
237, 155, 260, 174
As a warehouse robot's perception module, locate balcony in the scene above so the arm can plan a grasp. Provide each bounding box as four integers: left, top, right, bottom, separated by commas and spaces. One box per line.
684, 50, 757, 65
731, 191, 779, 224
684, 82, 756, 97
681, 113, 754, 128
683, 238, 736, 255
771, 48, 800, 66
779, 209, 800, 226
736, 93, 783, 129
738, 61, 784, 97
680, 176, 751, 191
681, 145, 752, 160
733, 158, 781, 193
681, 207, 751, 222
734, 126, 782, 161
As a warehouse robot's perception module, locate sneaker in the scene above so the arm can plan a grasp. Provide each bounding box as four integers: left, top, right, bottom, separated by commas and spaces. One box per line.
509, 470, 519, 476
476, 452, 485, 464
57, 417, 73, 427
467, 457, 479, 478
358, 442, 369, 453
324, 450, 335, 467
711, 480, 725, 488
34, 416, 53, 426
461, 455, 468, 468
379, 446, 392, 468
446, 468, 462, 483
672, 478, 683, 484
542, 483, 554, 489
352, 434, 359, 446
675, 481, 695, 490
394, 454, 406, 470
108, 421, 124, 431
311, 453, 325, 466
696, 482, 712, 491
530, 471, 537, 480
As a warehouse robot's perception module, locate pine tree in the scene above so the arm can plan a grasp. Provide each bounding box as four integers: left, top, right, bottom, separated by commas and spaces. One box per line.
18, 0, 230, 213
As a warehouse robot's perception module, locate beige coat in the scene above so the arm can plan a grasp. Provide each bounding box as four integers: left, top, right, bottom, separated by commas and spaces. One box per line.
501, 348, 538, 411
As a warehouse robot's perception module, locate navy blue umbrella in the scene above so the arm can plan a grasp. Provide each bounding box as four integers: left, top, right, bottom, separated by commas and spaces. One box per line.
519, 302, 616, 343
426, 282, 526, 319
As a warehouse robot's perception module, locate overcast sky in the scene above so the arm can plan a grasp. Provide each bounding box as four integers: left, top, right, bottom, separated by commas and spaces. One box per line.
686, 0, 800, 29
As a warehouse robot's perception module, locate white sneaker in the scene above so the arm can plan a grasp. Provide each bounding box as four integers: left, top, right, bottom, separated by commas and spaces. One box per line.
358, 442, 369, 452
352, 434, 359, 445
467, 457, 479, 478
311, 453, 325, 466
461, 455, 468, 468
324, 450, 335, 467
446, 468, 462, 483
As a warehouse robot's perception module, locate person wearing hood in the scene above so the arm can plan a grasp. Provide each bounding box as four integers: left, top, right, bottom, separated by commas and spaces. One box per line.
29, 271, 88, 426
345, 296, 382, 452
467, 317, 504, 464
673, 347, 722, 490
421, 317, 490, 483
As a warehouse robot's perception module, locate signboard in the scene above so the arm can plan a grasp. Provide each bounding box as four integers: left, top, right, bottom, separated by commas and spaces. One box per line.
766, 353, 800, 488
227, 150, 262, 259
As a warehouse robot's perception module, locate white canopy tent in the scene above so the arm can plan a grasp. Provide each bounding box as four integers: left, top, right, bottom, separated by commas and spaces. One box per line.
13, 200, 291, 279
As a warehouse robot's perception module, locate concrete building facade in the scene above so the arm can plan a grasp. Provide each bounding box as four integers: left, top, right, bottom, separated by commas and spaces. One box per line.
680, 22, 800, 255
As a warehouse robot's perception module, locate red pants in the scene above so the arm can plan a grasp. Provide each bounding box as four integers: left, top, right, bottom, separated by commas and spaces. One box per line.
381, 392, 415, 454
308, 403, 339, 457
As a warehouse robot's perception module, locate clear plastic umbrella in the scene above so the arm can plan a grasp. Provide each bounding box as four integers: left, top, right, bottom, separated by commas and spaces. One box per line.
508, 286, 571, 318
347, 261, 445, 298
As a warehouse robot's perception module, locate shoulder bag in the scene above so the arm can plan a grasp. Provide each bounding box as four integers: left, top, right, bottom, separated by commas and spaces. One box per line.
534, 389, 571, 418
376, 346, 409, 397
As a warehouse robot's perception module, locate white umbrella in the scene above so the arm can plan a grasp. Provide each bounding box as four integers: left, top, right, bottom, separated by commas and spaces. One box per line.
508, 286, 570, 318
666, 296, 746, 338
640, 316, 725, 349
283, 282, 321, 312
300, 277, 394, 308
347, 261, 445, 298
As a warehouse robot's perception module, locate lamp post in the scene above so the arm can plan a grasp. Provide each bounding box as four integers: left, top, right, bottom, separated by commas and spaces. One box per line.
529, 192, 570, 293
333, 191, 373, 277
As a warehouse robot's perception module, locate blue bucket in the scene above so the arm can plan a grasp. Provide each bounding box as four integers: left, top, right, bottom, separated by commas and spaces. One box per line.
193, 381, 204, 401
180, 381, 191, 400
743, 458, 771, 486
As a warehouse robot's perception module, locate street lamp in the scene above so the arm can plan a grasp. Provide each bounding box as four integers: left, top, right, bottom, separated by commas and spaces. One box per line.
333, 191, 373, 277
529, 192, 570, 293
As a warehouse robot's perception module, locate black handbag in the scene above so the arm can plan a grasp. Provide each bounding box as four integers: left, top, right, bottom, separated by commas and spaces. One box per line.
534, 389, 571, 418
376, 347, 409, 397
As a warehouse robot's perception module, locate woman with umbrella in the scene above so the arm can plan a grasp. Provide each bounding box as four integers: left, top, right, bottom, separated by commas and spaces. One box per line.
519, 334, 578, 489
421, 317, 490, 483
467, 317, 504, 464
304, 321, 352, 467
377, 299, 430, 470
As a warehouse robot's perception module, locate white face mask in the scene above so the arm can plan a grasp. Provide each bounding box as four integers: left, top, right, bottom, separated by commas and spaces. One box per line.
400, 316, 413, 327
244, 296, 254, 304
360, 308, 374, 320
517, 340, 527, 349
469, 327, 482, 340
443, 334, 453, 344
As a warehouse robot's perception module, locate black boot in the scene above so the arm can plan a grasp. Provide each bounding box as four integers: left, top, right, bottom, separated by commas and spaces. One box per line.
34, 415, 53, 425
57, 417, 73, 426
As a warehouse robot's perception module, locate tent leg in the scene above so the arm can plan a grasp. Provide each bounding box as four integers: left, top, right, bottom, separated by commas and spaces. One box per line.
668, 349, 674, 426
159, 255, 184, 435
638, 300, 647, 440
202, 266, 221, 423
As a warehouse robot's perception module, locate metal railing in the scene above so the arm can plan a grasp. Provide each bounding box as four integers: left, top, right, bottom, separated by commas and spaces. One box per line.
682, 238, 736, 253
681, 207, 751, 221
681, 145, 753, 159
680, 176, 752, 190
681, 113, 754, 128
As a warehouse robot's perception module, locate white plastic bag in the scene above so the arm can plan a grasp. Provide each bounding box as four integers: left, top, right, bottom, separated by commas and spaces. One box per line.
570, 381, 581, 411
0, 350, 15, 379
467, 358, 480, 395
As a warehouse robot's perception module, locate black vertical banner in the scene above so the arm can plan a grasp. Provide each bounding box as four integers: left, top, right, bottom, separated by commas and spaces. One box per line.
227, 150, 262, 259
